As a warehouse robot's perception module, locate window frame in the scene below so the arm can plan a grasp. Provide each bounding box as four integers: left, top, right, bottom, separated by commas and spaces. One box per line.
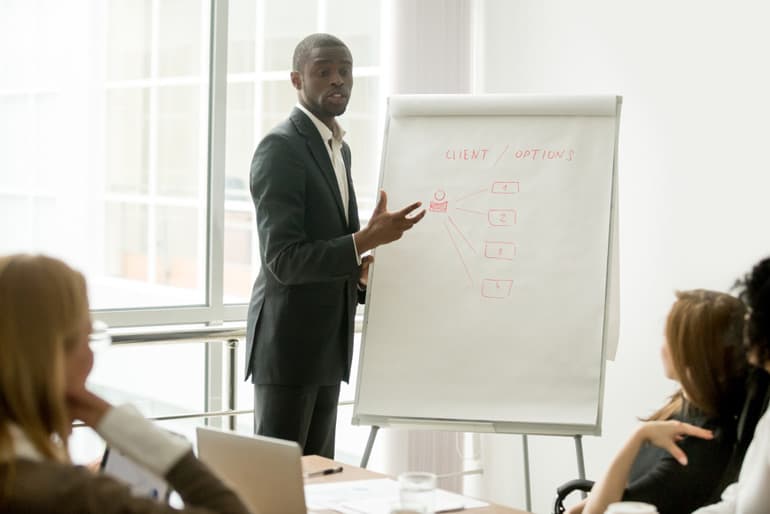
97, 0, 238, 328
96, 0, 385, 328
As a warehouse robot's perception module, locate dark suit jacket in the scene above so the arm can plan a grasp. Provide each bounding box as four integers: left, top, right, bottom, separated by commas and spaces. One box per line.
245, 108, 364, 386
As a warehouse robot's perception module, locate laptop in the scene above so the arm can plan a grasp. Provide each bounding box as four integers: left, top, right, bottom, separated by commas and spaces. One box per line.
196, 426, 307, 514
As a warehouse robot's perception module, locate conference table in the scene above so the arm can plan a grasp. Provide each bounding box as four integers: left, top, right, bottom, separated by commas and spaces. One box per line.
302, 455, 532, 514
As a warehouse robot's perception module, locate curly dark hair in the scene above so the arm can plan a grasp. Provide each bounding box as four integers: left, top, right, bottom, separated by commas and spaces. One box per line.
734, 256, 770, 365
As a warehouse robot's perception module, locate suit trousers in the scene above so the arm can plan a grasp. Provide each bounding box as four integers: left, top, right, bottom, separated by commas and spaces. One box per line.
253, 383, 341, 459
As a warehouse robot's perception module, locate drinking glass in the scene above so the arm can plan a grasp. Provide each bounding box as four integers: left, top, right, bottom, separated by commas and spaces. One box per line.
398, 472, 436, 514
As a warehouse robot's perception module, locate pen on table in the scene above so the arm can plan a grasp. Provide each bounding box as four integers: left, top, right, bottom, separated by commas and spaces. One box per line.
303, 466, 343, 478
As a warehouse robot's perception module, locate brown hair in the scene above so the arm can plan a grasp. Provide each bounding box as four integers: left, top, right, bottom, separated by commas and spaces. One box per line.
648, 289, 747, 421
0, 255, 89, 489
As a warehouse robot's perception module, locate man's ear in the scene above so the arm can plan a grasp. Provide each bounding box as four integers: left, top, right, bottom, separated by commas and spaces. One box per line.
290, 71, 302, 91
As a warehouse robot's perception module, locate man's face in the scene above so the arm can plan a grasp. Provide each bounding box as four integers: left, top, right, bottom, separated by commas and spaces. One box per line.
292, 45, 353, 124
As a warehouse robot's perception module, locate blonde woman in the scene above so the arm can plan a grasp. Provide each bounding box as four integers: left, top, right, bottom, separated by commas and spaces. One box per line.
0, 254, 250, 513
571, 290, 748, 514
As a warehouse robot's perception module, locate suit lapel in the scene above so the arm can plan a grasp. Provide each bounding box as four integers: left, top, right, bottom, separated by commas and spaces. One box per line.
290, 108, 348, 225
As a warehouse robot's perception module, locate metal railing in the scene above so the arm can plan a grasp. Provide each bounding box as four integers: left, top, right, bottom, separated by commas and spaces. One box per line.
107, 324, 246, 430
88, 317, 362, 430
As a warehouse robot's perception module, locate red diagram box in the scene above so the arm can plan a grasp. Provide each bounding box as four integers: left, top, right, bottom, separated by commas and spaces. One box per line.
488, 209, 517, 226
491, 181, 520, 194
484, 241, 516, 260
481, 279, 513, 299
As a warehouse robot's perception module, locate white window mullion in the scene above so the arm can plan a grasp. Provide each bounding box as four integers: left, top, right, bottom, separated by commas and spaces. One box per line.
206, 0, 230, 322
147, 0, 161, 285
198, 0, 212, 308
251, 0, 266, 275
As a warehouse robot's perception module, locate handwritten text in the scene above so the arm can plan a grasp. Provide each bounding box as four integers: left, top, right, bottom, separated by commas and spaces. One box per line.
445, 148, 490, 161
514, 148, 575, 161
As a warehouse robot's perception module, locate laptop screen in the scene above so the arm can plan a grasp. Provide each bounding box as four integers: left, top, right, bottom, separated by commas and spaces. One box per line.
196, 426, 307, 514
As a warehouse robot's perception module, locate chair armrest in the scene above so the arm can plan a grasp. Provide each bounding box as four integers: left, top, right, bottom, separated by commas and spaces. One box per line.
553, 479, 595, 514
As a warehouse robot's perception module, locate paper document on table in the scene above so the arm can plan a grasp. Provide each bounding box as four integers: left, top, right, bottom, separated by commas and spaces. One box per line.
304, 478, 488, 514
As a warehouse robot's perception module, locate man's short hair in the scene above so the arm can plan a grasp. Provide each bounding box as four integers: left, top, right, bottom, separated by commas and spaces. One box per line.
292, 33, 349, 72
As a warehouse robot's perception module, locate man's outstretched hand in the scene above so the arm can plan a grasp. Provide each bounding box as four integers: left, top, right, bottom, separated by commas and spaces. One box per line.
354, 190, 426, 254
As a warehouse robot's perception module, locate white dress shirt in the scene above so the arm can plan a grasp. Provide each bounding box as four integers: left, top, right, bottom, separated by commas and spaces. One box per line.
295, 103, 349, 221
295, 103, 361, 264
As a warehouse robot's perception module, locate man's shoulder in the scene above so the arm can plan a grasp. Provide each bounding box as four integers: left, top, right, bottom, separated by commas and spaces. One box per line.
264, 114, 300, 138
266, 107, 313, 132
260, 109, 315, 145
256, 118, 301, 153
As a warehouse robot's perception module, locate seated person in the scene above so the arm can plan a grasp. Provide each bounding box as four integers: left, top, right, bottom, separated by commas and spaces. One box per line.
0, 254, 251, 513
571, 290, 748, 514
693, 256, 770, 514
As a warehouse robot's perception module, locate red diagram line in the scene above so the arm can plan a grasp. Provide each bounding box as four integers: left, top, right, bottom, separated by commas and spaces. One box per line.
444, 222, 474, 287
455, 207, 486, 216
493, 144, 510, 167
455, 187, 487, 205
448, 215, 477, 255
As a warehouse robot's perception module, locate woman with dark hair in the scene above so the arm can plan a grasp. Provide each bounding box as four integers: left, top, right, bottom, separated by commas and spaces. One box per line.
693, 256, 770, 514
571, 290, 748, 514
0, 254, 251, 513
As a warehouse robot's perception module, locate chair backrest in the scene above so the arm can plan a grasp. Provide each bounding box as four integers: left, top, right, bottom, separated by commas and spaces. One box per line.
716, 366, 770, 492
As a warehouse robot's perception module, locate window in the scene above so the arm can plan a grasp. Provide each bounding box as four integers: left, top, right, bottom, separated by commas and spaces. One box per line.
2, 0, 384, 463
223, 0, 384, 303
1, 0, 383, 315
1, 0, 211, 311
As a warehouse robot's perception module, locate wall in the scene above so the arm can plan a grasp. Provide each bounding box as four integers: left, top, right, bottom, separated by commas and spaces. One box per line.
474, 1, 770, 512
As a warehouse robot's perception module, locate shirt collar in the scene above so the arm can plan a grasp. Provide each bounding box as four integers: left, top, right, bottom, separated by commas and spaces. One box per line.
295, 103, 346, 145
6, 424, 45, 462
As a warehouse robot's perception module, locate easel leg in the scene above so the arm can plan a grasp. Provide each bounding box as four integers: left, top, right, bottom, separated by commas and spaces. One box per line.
360, 425, 380, 469
522, 434, 532, 512
574, 435, 586, 498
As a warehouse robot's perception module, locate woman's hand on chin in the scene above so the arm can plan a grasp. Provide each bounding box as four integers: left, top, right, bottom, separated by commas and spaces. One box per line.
66, 385, 111, 427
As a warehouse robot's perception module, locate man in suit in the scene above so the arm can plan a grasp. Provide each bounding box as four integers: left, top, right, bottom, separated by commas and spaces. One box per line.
245, 33, 425, 458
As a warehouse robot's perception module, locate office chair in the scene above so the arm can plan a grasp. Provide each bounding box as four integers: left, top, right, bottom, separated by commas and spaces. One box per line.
712, 366, 770, 494
553, 478, 594, 514
551, 367, 770, 514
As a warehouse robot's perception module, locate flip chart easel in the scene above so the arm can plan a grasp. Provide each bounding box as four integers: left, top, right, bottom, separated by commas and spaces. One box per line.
353, 94, 621, 510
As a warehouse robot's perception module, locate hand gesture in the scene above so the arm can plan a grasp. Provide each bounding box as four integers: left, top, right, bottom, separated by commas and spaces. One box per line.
638, 420, 714, 465
579, 419, 713, 514
354, 190, 426, 254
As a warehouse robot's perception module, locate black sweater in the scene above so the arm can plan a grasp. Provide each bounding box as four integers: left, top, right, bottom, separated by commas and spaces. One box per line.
622, 408, 736, 514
